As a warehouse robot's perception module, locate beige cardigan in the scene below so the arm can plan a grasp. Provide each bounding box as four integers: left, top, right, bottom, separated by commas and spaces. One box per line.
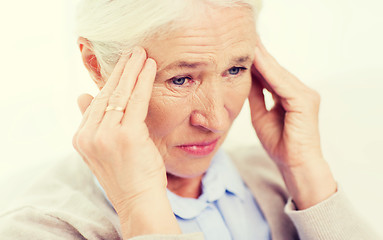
0, 146, 380, 240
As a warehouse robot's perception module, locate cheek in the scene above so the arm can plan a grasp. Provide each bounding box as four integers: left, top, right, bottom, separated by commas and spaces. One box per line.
225, 75, 252, 117
145, 90, 190, 141
144, 74, 251, 141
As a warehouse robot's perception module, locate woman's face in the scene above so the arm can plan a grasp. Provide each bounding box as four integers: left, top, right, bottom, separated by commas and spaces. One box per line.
143, 6, 257, 178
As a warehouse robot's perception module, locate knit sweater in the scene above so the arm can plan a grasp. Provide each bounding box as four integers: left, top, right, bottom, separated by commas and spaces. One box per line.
0, 146, 380, 240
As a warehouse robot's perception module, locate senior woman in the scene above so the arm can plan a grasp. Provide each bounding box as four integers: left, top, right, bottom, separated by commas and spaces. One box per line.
0, 0, 379, 239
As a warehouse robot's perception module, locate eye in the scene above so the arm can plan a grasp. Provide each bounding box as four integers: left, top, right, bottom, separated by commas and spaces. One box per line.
171, 76, 191, 86
228, 66, 247, 75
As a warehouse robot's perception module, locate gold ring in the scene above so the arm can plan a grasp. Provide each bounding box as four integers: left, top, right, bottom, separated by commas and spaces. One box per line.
105, 105, 125, 112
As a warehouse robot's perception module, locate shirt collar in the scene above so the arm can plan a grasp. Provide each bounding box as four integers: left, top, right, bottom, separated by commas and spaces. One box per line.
167, 148, 247, 220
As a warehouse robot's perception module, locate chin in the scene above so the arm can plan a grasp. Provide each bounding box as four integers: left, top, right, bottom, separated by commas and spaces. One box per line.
164, 151, 217, 179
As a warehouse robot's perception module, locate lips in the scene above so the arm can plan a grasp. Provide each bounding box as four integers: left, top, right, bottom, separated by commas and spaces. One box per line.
177, 138, 220, 156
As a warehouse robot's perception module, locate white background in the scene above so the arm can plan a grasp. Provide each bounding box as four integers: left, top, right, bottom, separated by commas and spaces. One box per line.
0, 0, 382, 236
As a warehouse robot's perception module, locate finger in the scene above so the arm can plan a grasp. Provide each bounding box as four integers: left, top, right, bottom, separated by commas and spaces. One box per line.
102, 46, 147, 125
249, 65, 284, 137
249, 69, 267, 125
251, 65, 274, 95
76, 93, 94, 130
85, 51, 132, 125
122, 58, 157, 125
77, 93, 94, 115
253, 38, 305, 99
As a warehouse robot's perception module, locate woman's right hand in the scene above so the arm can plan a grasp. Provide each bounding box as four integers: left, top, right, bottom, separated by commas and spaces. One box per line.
72, 46, 181, 238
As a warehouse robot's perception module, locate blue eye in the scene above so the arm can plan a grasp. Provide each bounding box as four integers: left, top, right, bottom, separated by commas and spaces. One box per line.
228, 67, 246, 75
172, 77, 189, 86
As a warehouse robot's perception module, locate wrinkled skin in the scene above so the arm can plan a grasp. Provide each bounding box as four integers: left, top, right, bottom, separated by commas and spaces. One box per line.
74, 3, 336, 238
142, 6, 256, 195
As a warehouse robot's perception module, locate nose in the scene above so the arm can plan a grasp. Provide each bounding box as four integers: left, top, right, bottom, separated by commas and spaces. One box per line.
190, 82, 230, 133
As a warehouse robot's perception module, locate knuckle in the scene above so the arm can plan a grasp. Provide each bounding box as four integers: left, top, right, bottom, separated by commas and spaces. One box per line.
279, 70, 294, 84
109, 90, 128, 104
94, 133, 111, 150
306, 88, 321, 105
280, 71, 290, 81
298, 87, 320, 105
94, 92, 109, 103
311, 90, 321, 103
117, 127, 136, 144
129, 92, 145, 104
90, 98, 107, 110
75, 130, 93, 151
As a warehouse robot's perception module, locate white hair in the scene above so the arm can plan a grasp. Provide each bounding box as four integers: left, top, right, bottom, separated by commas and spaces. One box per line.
75, 0, 263, 80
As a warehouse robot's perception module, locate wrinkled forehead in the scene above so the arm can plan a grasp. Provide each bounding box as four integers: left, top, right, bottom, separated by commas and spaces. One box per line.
143, 5, 257, 72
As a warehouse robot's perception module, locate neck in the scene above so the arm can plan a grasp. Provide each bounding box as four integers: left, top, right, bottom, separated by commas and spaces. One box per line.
166, 173, 203, 199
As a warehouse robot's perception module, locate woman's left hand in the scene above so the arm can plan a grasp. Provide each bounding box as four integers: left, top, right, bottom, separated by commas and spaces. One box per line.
249, 37, 337, 209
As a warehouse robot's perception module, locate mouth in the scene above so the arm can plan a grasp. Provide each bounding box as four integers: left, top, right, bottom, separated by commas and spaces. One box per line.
176, 138, 220, 156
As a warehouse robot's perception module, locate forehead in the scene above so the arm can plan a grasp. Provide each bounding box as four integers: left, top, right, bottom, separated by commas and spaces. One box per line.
143, 5, 257, 72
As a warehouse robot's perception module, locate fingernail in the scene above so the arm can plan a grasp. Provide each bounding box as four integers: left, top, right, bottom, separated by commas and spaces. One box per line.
146, 58, 157, 69
120, 50, 132, 59
255, 45, 263, 57
133, 46, 142, 55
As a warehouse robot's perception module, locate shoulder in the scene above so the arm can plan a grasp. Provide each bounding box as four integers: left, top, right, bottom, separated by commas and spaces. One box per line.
225, 144, 287, 198
0, 153, 121, 239
225, 144, 277, 171
224, 145, 299, 240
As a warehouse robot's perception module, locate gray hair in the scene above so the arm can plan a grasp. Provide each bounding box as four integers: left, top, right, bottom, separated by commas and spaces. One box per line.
75, 0, 262, 80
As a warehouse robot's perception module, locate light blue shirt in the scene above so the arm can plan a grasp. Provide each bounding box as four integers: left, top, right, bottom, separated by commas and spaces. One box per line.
95, 149, 270, 240
167, 149, 271, 240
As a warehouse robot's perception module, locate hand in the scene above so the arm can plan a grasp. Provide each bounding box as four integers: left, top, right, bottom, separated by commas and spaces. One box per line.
72, 46, 180, 237
249, 37, 337, 209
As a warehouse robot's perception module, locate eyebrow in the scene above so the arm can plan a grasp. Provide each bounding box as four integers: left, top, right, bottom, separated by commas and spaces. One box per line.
158, 55, 252, 73
174, 61, 208, 69
230, 55, 252, 65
